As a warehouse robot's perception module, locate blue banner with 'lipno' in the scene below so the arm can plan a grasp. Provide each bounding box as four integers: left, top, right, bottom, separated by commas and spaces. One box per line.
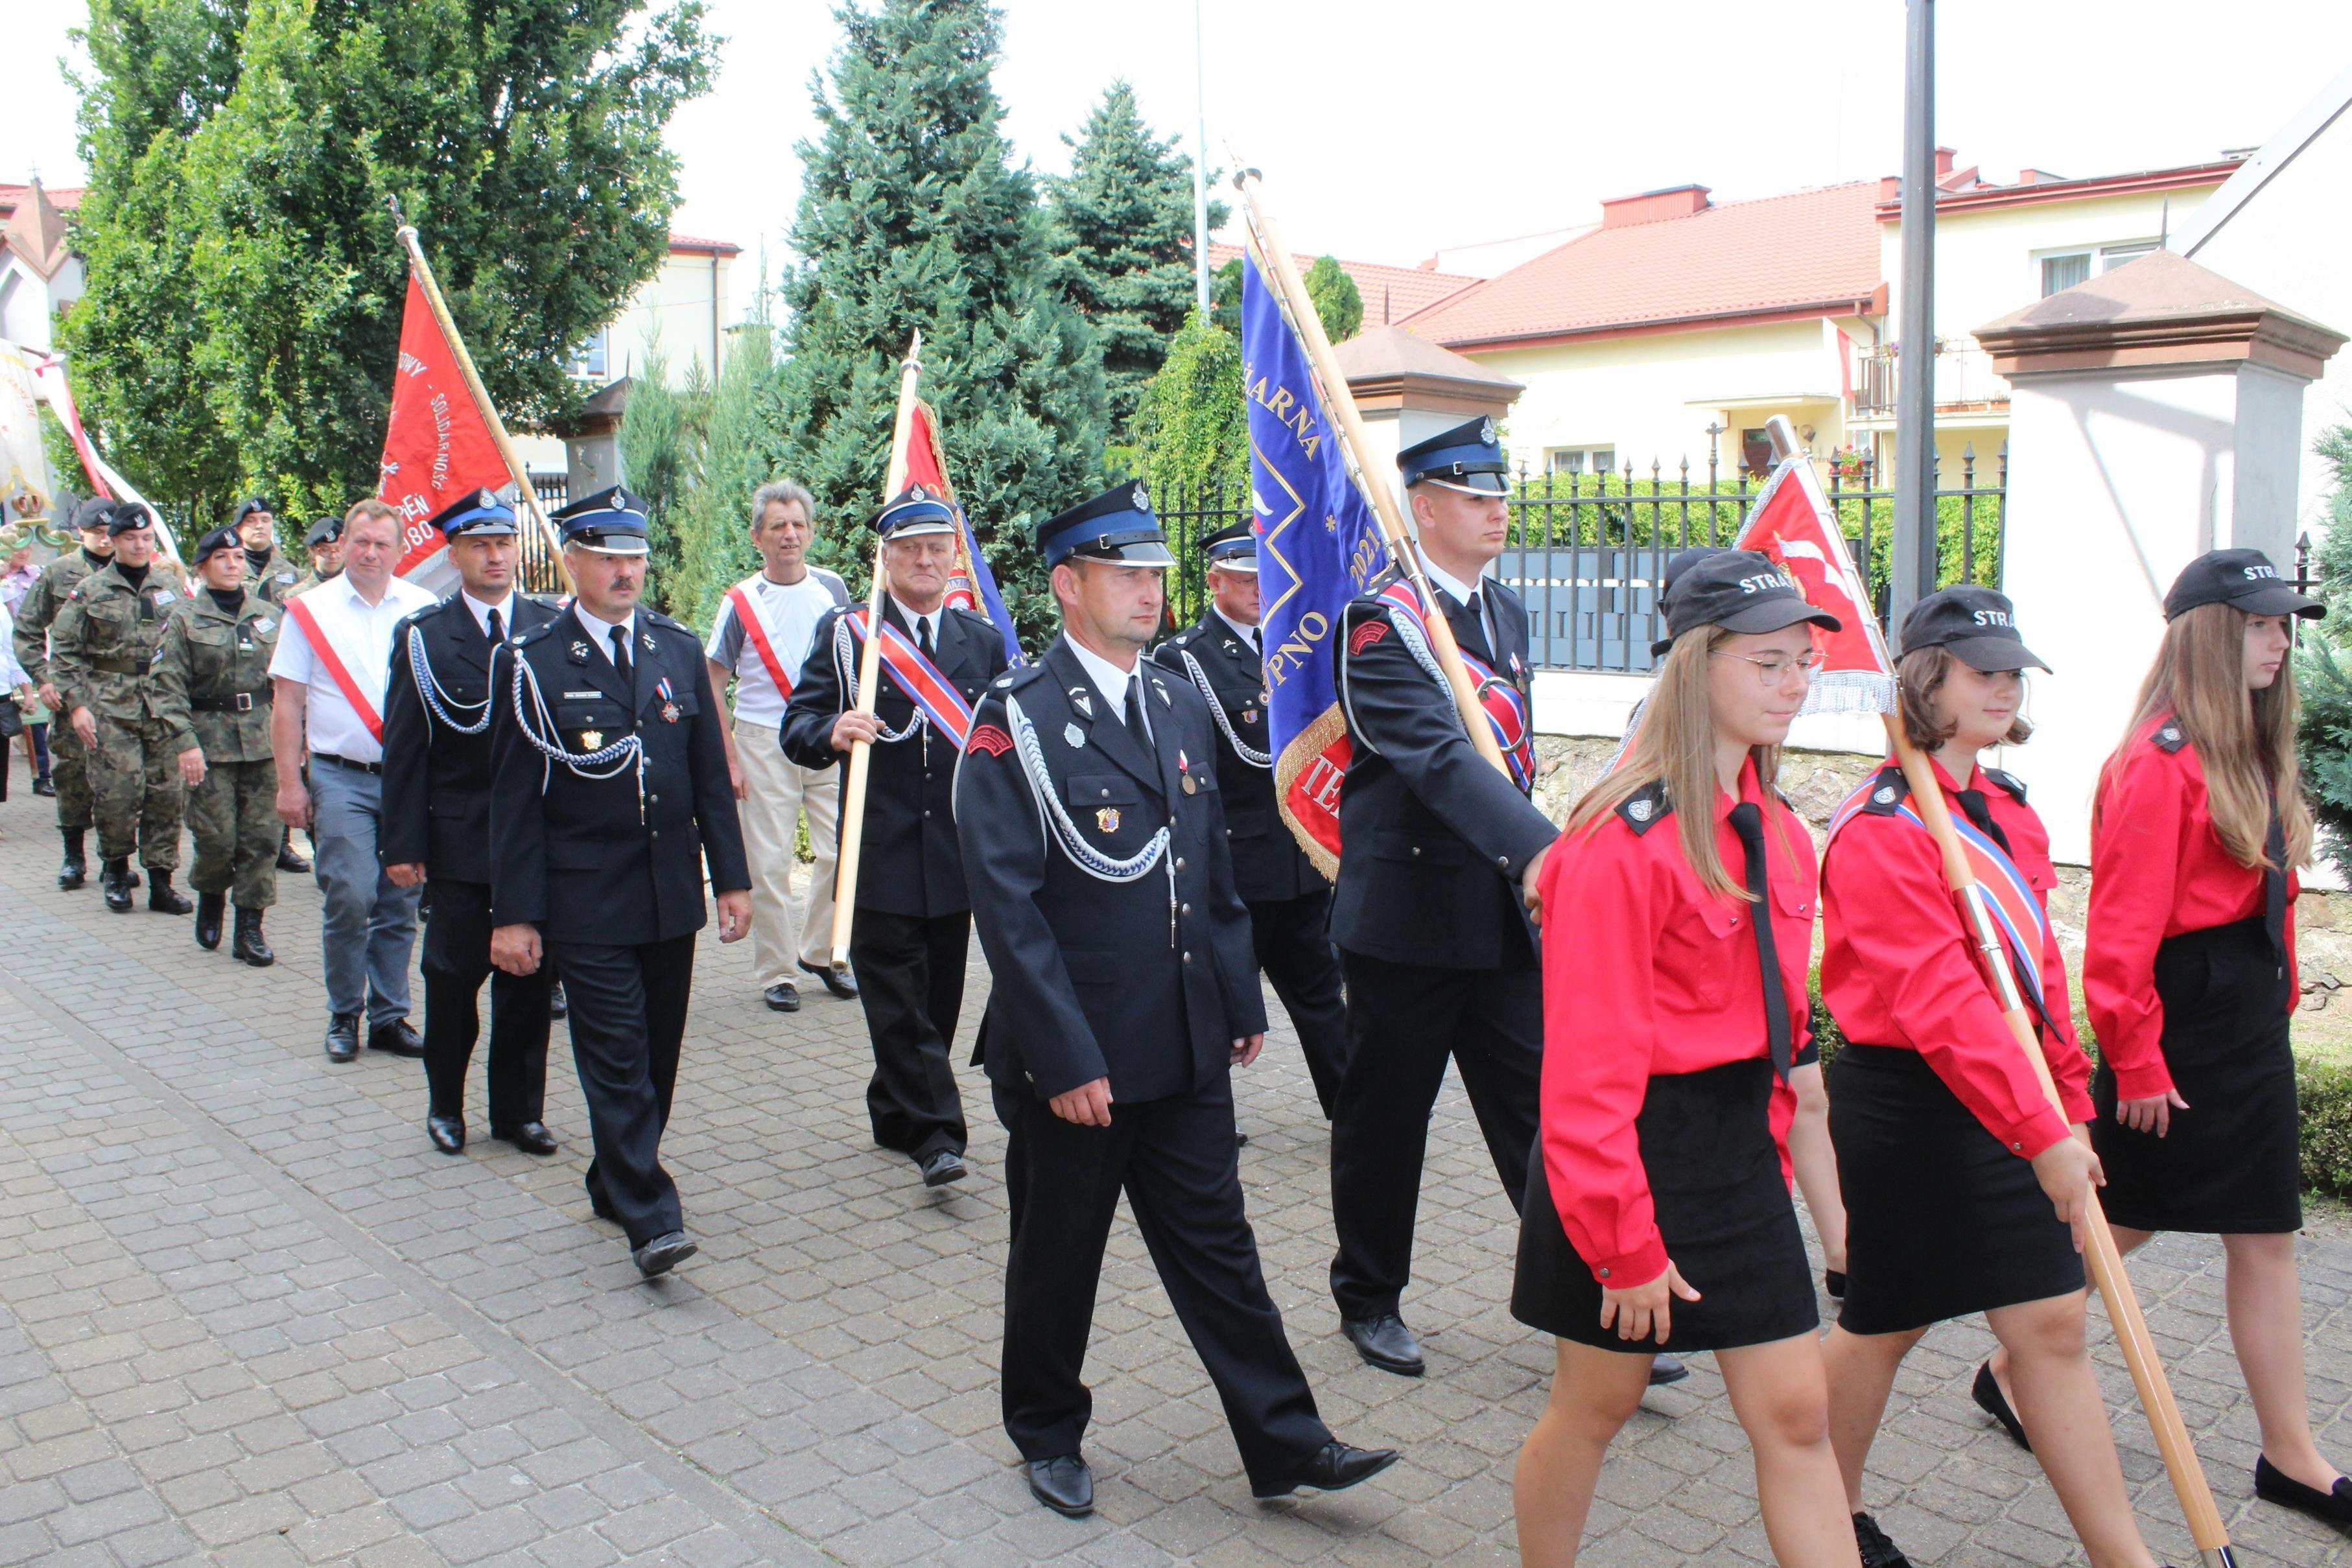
1241, 248, 1385, 871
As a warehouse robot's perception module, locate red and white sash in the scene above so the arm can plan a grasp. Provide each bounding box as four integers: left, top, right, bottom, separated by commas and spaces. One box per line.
725, 581, 796, 699
845, 609, 974, 749
284, 596, 384, 744
1375, 579, 1536, 790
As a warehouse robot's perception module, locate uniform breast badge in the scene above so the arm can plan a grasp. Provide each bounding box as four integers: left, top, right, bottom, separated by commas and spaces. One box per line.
581, 730, 604, 750
1096, 808, 1120, 833
1064, 723, 1086, 750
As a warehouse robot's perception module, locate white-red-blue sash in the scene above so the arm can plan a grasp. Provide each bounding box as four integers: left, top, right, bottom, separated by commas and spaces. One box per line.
845, 609, 974, 749
1825, 775, 2051, 1020
1377, 580, 1536, 790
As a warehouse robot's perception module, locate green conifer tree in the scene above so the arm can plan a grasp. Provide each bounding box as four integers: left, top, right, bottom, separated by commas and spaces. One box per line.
770, 0, 1107, 642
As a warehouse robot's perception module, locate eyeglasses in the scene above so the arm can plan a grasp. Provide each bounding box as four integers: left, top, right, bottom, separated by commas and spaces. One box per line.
1714, 649, 1822, 686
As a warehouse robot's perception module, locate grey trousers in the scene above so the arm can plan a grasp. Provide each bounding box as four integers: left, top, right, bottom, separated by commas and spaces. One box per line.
310, 760, 421, 1025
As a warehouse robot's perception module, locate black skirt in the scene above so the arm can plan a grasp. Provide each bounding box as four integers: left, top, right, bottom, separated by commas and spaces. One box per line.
1831, 1044, 2085, 1335
1513, 1057, 1817, 1353
2092, 916, 2301, 1234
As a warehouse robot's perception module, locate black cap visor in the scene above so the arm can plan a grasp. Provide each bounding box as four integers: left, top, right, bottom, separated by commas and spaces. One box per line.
1415, 470, 1509, 497
1717, 598, 1841, 638
2230, 582, 2323, 619
1939, 633, 2050, 673
1068, 533, 1175, 568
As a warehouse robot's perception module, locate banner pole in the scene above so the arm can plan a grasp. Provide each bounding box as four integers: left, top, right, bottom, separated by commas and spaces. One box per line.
1233, 168, 1509, 779
386, 200, 565, 578
827, 331, 925, 974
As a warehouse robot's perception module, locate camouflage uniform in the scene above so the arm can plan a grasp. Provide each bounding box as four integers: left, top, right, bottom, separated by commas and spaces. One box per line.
11, 549, 104, 832
244, 544, 304, 605
49, 561, 188, 871
152, 591, 281, 908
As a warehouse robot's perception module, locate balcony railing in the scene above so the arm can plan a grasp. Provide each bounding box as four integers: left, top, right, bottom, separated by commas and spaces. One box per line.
1853, 337, 2008, 417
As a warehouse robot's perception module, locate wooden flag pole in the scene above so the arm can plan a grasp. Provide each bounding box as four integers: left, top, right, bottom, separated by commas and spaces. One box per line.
828, 331, 926, 974
387, 200, 566, 578
1233, 167, 1509, 779
1883, 721, 2235, 1565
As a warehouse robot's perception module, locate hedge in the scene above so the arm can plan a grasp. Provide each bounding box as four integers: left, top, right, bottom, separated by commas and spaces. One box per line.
1809, 970, 2352, 1202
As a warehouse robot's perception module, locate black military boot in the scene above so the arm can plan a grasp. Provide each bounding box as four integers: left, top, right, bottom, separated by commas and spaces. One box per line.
195, 892, 226, 950
100, 858, 133, 913
231, 907, 274, 968
147, 869, 194, 915
58, 828, 86, 890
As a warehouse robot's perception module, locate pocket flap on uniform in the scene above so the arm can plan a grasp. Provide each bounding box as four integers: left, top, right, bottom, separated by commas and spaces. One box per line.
1224, 805, 1271, 837
554, 700, 626, 728
1065, 773, 1140, 808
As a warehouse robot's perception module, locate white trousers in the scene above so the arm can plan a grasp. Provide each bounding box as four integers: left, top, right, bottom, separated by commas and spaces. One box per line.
733, 718, 841, 989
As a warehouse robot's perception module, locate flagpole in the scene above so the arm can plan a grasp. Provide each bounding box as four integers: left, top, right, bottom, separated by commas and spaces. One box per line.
1232, 168, 1509, 779
828, 331, 925, 974
1758, 419, 2235, 1567
386, 200, 565, 575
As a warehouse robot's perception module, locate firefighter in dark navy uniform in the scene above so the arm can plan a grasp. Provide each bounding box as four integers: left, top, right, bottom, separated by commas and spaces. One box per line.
1151, 522, 1347, 1117
382, 489, 563, 1160
486, 486, 751, 1279
956, 481, 1398, 1520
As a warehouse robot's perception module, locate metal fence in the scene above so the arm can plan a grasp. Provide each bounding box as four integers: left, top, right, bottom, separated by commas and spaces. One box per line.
1149, 446, 2010, 673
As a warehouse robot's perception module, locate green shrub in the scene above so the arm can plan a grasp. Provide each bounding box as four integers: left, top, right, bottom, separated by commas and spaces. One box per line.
2299, 1057, 2352, 1200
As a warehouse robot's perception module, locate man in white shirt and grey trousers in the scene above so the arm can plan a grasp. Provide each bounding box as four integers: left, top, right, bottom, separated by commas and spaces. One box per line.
707, 480, 854, 1013
270, 498, 438, 1062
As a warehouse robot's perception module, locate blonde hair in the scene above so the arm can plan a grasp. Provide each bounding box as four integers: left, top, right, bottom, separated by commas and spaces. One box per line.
2099, 601, 2312, 871
1565, 626, 1795, 901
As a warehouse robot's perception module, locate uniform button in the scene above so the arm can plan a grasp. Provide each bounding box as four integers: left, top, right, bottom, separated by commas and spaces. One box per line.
648, 793, 659, 804
1175, 858, 1185, 871
1168, 815, 1177, 826
1598, 1267, 1611, 1279
1181, 903, 1191, 915
650, 830, 660, 839
1100, 788, 1110, 797
2010, 1141, 2023, 1151
1411, 846, 1421, 857
1496, 856, 1509, 867
1182, 951, 1192, 963
924, 809, 932, 818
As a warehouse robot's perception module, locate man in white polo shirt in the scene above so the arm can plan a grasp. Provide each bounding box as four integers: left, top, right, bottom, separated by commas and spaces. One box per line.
707, 480, 852, 1013
270, 497, 438, 1063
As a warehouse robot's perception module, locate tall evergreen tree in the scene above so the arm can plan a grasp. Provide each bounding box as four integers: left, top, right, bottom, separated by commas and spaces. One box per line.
63, 0, 716, 523
1303, 255, 1365, 344
771, 0, 1107, 641
1050, 82, 1225, 442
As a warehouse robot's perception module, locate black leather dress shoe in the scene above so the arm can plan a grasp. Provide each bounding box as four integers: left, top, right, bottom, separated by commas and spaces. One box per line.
1024, 1455, 1093, 1517
1252, 1441, 1401, 1499
31, 775, 54, 797
632, 1230, 698, 1278
324, 1013, 360, 1062
427, 1114, 465, 1154
1649, 1353, 1690, 1387
919, 1149, 967, 1188
764, 981, 801, 1013
493, 1121, 559, 1156
801, 960, 858, 1000
1341, 1314, 1424, 1376
548, 981, 567, 1020
1973, 1361, 2030, 1451
368, 1018, 425, 1057
276, 837, 310, 873
2255, 1455, 2352, 1525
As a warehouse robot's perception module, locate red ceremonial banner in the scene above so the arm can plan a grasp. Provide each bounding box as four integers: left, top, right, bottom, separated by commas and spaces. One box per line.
378, 271, 508, 579
1733, 450, 1896, 712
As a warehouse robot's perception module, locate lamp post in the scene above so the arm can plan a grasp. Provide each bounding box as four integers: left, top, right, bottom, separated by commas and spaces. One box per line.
1891, 0, 1937, 629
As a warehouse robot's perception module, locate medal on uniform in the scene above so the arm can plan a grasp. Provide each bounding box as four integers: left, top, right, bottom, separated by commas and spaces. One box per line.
1096, 808, 1120, 833
657, 675, 679, 723
1180, 749, 1196, 795
581, 730, 604, 749
1064, 723, 1085, 749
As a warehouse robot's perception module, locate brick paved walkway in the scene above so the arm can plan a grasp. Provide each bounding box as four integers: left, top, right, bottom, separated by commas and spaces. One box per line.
2, 767, 2349, 1567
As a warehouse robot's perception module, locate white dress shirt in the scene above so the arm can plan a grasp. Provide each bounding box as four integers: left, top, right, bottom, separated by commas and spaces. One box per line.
1417, 548, 1496, 653
1063, 634, 1151, 742
459, 589, 516, 643
570, 602, 639, 667
1212, 605, 1262, 651
269, 572, 436, 762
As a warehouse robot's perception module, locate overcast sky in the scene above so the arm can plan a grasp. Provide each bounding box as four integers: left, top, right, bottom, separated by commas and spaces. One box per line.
15, 1, 2352, 324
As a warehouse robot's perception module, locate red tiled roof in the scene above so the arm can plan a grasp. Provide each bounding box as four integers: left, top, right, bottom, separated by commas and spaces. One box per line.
1204, 242, 1480, 327
666, 232, 740, 255
1402, 181, 1884, 349
0, 183, 84, 216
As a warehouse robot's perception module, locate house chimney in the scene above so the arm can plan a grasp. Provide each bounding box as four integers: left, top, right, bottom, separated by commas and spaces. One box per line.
1599, 184, 1711, 230
1935, 146, 1957, 177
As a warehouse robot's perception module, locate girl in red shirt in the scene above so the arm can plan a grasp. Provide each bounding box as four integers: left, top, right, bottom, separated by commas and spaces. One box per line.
1817, 587, 2163, 1568
1512, 551, 1859, 1568
2080, 548, 2346, 1526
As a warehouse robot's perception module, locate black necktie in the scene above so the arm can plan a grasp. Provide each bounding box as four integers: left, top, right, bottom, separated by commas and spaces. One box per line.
1728, 802, 1794, 1083
917, 616, 936, 662
609, 623, 632, 687
486, 607, 504, 646
1250, 625, 1262, 655
1123, 674, 1149, 747
1459, 591, 1493, 662
2264, 793, 2288, 977
1955, 788, 2013, 857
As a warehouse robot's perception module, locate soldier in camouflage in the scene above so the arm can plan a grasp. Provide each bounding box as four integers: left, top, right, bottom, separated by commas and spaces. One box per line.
285, 515, 344, 599
49, 502, 196, 915
11, 498, 115, 890
152, 525, 280, 965
234, 498, 305, 605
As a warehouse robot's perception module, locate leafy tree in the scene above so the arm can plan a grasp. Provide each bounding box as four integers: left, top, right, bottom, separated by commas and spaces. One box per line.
769, 0, 1107, 644
62, 0, 716, 524
2296, 421, 2352, 861
617, 342, 711, 613
667, 320, 790, 631
1303, 255, 1364, 344
1132, 309, 1246, 502
1049, 81, 1225, 443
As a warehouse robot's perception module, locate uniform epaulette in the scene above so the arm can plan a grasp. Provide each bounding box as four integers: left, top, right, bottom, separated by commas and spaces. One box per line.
2151, 720, 2188, 753
641, 611, 693, 636
1859, 764, 1909, 814
986, 662, 1053, 697
946, 604, 996, 633
1164, 628, 1194, 650
1616, 780, 1671, 836
512, 619, 560, 648
1982, 766, 2027, 803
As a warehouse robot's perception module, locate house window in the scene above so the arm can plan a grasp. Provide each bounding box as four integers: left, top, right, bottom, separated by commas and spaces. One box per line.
1546, 445, 1616, 480
2040, 252, 2091, 296
2099, 241, 2157, 271
1741, 427, 1773, 478
569, 326, 609, 382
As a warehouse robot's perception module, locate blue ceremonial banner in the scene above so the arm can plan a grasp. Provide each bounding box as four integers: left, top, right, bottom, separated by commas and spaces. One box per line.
1242, 248, 1386, 871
